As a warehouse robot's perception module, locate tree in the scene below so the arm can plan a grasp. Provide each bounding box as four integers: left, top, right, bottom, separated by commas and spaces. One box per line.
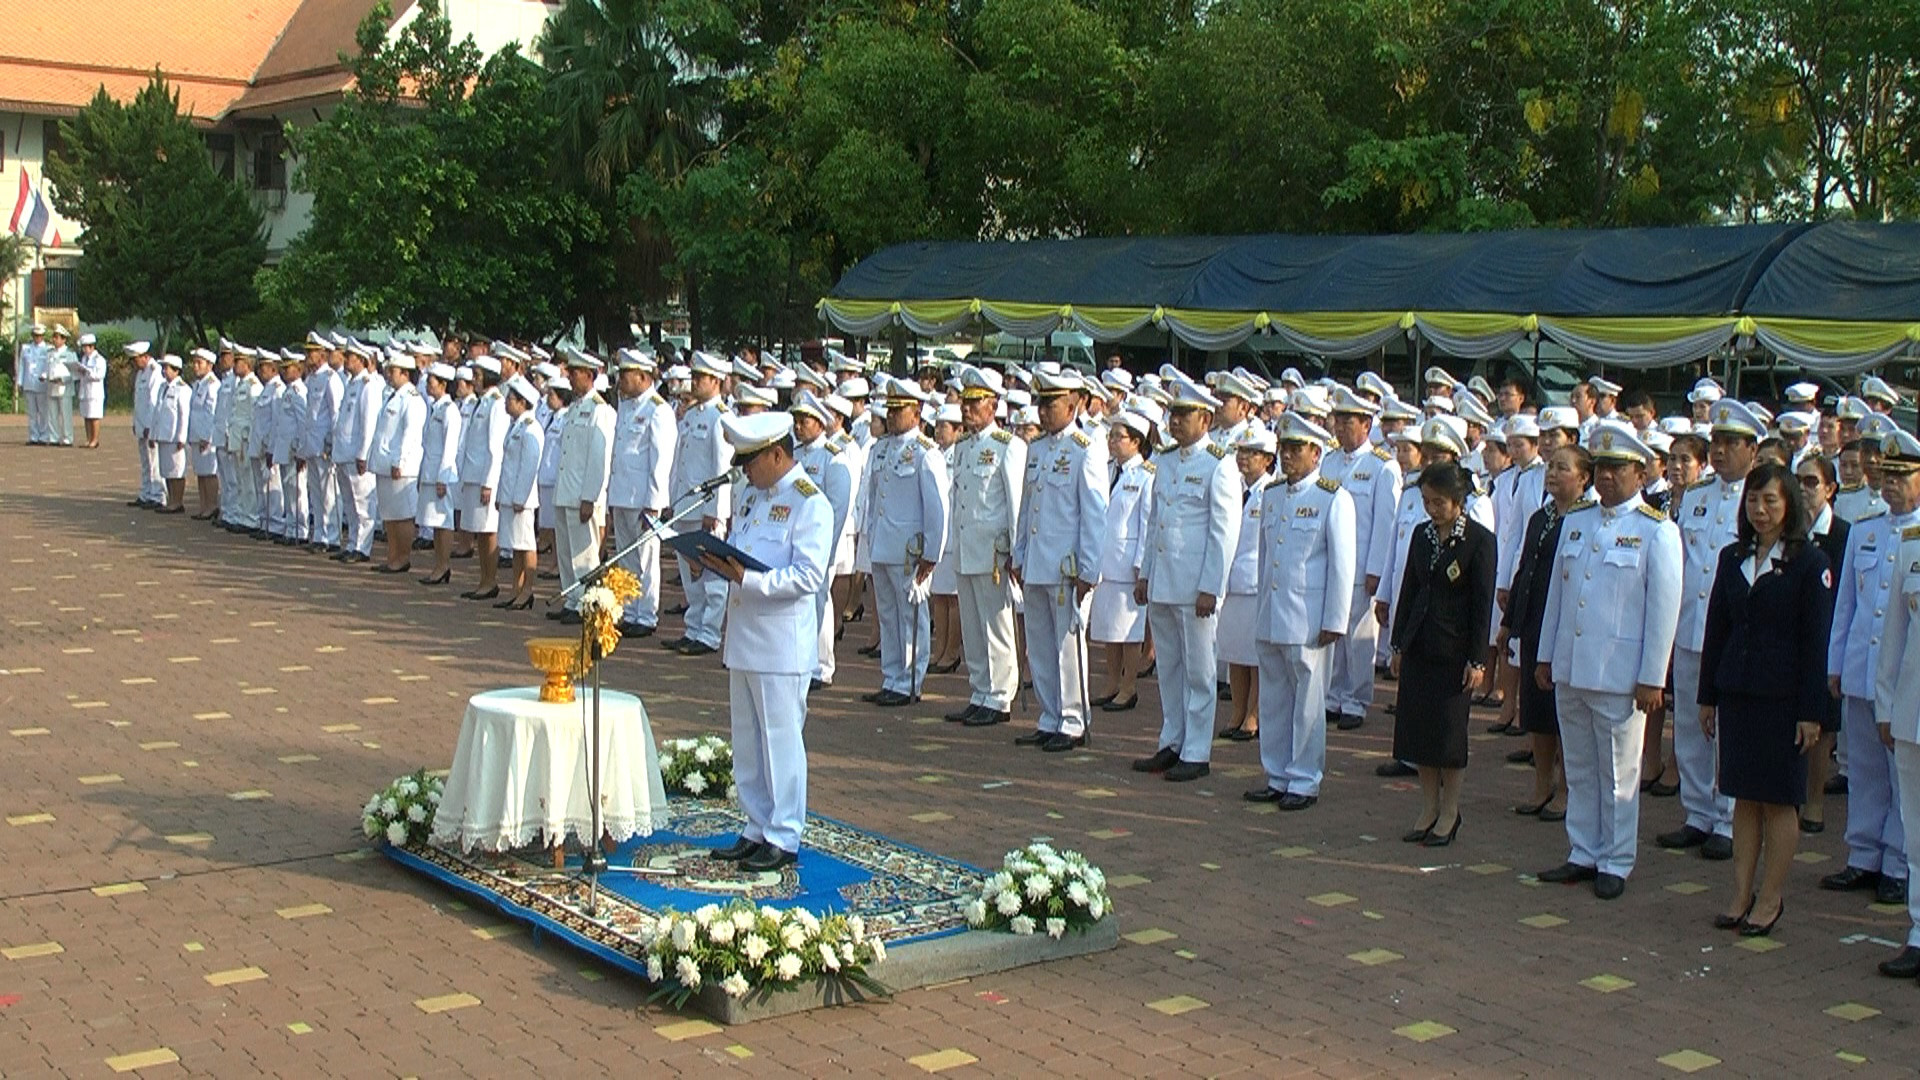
46, 73, 267, 344
278, 0, 607, 337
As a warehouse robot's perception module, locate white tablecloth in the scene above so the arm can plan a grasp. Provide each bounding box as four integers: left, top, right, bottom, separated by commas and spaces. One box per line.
430, 686, 669, 853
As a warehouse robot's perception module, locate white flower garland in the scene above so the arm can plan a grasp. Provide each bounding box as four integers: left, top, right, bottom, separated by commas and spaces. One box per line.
363, 769, 444, 848
965, 842, 1110, 938
641, 899, 887, 1007
659, 735, 735, 800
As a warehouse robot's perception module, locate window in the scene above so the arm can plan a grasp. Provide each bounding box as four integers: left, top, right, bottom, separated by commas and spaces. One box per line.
205, 133, 236, 182
41, 268, 78, 308
252, 132, 286, 191
41, 118, 66, 167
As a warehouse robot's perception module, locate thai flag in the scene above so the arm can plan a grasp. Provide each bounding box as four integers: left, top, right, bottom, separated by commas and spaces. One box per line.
9, 169, 52, 245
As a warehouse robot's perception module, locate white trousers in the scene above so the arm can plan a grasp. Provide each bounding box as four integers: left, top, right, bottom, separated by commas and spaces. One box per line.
227, 454, 259, 528
217, 449, 237, 520
1670, 647, 1733, 838
1328, 582, 1379, 719
674, 548, 727, 647
25, 388, 47, 442
258, 456, 281, 532
731, 670, 808, 853
278, 461, 308, 540
309, 456, 340, 545
956, 571, 1018, 710
1147, 601, 1219, 762
337, 463, 377, 556
1843, 696, 1906, 878
610, 507, 661, 627
1892, 741, 1920, 945
1257, 642, 1333, 795
873, 563, 929, 696
554, 511, 604, 613
45, 388, 71, 444
815, 586, 837, 684
1025, 582, 1090, 737
140, 436, 163, 501
1559, 688, 1646, 877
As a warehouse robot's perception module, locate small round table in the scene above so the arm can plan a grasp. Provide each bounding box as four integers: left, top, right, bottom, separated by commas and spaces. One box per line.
429, 686, 669, 856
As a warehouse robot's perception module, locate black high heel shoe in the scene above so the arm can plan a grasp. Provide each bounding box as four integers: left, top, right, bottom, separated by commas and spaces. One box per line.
1401, 820, 1437, 844
1093, 692, 1118, 708
1739, 900, 1784, 937
467, 586, 500, 601
843, 603, 865, 623
1421, 814, 1463, 848
1100, 694, 1138, 712
495, 596, 533, 610
929, 658, 962, 674
1713, 897, 1756, 931
419, 570, 450, 586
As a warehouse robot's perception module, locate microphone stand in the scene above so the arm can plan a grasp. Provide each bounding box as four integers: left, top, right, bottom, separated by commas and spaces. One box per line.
556, 477, 728, 916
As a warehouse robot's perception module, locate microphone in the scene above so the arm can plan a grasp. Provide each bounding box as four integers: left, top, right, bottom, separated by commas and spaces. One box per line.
690, 467, 741, 497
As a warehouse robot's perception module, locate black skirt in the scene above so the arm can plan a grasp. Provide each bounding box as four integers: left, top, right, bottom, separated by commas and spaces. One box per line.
1716, 693, 1808, 806
1516, 632, 1556, 736
1393, 652, 1471, 768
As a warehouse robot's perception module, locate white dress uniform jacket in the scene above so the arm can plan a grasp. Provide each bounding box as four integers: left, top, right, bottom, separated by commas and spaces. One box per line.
607, 389, 676, 512
1872, 525, 1920, 946
1321, 441, 1402, 721
1014, 424, 1108, 738
370, 381, 426, 479
1089, 455, 1154, 643
1136, 440, 1239, 604
188, 372, 220, 475
417, 392, 464, 528
1255, 469, 1357, 797
1833, 507, 1920, 883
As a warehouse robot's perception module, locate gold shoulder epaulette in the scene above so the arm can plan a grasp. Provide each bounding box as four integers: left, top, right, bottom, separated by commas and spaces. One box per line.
1317, 476, 1340, 493
1206, 443, 1227, 459
1636, 503, 1667, 522
1855, 506, 1886, 521
717, 400, 731, 413
1839, 482, 1863, 492
1372, 445, 1392, 460
1903, 525, 1920, 541
794, 477, 820, 497
1071, 431, 1090, 448
991, 429, 1013, 444
1567, 497, 1597, 513
918, 434, 935, 449
1690, 476, 1717, 490
1140, 461, 1157, 474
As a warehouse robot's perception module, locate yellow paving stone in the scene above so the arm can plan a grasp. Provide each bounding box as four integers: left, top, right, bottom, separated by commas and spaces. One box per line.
1199, 861, 1221, 870
1243, 802, 1277, 814
426, 654, 457, 662
277, 904, 333, 920
106, 720, 132, 729
414, 992, 481, 1014
1146, 994, 1209, 1016
1734, 936, 1784, 953
10, 727, 50, 737
1824, 1002, 1880, 1022
1173, 948, 1198, 959
92, 882, 148, 897
227, 790, 272, 801
1664, 881, 1710, 895
1836, 1052, 1868, 1064
1519, 913, 1568, 929
182, 943, 203, 952
1307, 892, 1358, 907
654, 1019, 722, 1041
7, 813, 55, 826
167, 656, 200, 664
241, 687, 278, 696
152, 613, 178, 621
910, 811, 954, 823
472, 924, 524, 941
10, 667, 43, 675
1106, 874, 1150, 888
278, 754, 319, 764
723, 1044, 752, 1059
105, 1048, 179, 1072
1348, 948, 1403, 966
1362, 910, 1385, 920
1793, 850, 1830, 863
915, 774, 948, 784
109, 629, 139, 636
204, 966, 268, 987
61, 647, 92, 655
2, 941, 65, 960
71, 700, 109, 710
322, 723, 362, 734
315, 645, 345, 653
250, 620, 279, 627
278, 664, 311, 673
120, 677, 156, 685
908, 1049, 978, 1073
1123, 928, 1177, 945
1075, 788, 1117, 799
1870, 901, 1906, 915
193, 711, 231, 721
362, 696, 398, 705
1087, 828, 1130, 840
1466, 863, 1509, 875
165, 833, 213, 846
181, 761, 199, 768
79, 774, 124, 785
1394, 1021, 1456, 1043
1657, 1049, 1721, 1072
287, 1023, 314, 1035
348, 628, 379, 636
1582, 974, 1635, 993
210, 637, 240, 645
577, 969, 604, 982
139, 741, 180, 751
397, 674, 431, 682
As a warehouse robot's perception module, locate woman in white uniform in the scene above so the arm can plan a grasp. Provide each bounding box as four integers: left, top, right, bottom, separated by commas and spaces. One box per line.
153, 354, 192, 512
1090, 402, 1158, 712
928, 403, 964, 672
1215, 425, 1275, 740
186, 348, 222, 518
494, 376, 544, 610
535, 381, 569, 573
369, 356, 427, 573
414, 363, 463, 585
75, 332, 107, 448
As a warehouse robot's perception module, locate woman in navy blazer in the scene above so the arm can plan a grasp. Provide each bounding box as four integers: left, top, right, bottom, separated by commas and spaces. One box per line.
1699, 462, 1834, 937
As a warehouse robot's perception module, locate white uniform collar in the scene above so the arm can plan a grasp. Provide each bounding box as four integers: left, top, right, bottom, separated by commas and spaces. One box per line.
1601, 491, 1645, 520
1288, 467, 1320, 493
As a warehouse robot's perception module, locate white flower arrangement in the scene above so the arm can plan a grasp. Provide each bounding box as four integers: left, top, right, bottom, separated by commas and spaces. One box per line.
640, 899, 887, 1008
659, 735, 735, 800
579, 585, 621, 618
966, 842, 1111, 938
362, 769, 444, 848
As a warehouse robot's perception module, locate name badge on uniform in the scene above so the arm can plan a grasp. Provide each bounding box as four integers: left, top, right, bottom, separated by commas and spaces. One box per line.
769, 505, 791, 522
1567, 529, 1582, 543
1693, 505, 1706, 516
1184, 474, 1202, 484
977, 450, 996, 466
1295, 506, 1317, 518
1354, 471, 1372, 481
1446, 561, 1461, 582
1615, 535, 1642, 549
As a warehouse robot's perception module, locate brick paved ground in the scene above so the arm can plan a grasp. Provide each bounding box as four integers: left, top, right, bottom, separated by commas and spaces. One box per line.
0, 416, 1913, 1077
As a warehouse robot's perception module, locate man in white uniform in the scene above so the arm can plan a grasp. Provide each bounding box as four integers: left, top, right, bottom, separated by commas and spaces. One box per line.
128, 342, 164, 507
271, 355, 310, 544
606, 349, 677, 636
18, 324, 48, 445
224, 350, 262, 534
698, 412, 832, 873
791, 392, 854, 690
663, 351, 734, 654
1322, 385, 1399, 730
1872, 431, 1920, 980
862, 380, 949, 705
330, 345, 382, 564
946, 366, 1026, 728
550, 352, 617, 622
1133, 368, 1239, 779
301, 336, 343, 552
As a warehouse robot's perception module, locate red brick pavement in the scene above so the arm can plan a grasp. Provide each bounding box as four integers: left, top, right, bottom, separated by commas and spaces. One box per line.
0, 416, 1912, 1077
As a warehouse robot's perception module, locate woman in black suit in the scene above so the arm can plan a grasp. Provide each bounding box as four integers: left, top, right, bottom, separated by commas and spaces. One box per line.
1391, 463, 1497, 848
1699, 462, 1834, 937
1499, 444, 1593, 821
1794, 455, 1849, 833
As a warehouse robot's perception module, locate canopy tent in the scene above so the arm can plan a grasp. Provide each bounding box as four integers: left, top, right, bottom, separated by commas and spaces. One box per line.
819, 222, 1920, 374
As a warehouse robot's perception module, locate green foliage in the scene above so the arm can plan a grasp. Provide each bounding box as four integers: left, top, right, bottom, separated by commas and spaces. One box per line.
45, 73, 267, 343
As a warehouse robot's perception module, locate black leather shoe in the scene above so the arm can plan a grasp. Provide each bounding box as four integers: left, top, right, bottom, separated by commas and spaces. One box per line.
1799, 816, 1825, 834
861, 690, 887, 703
875, 690, 917, 707
1013, 729, 1049, 747
1700, 835, 1733, 861
1039, 733, 1085, 753
1657, 825, 1710, 849
1825, 774, 1849, 796
945, 703, 981, 722
657, 635, 688, 649
1878, 945, 1920, 978
1164, 761, 1210, 782
1336, 714, 1364, 731
547, 610, 568, 621
664, 602, 688, 616
857, 644, 882, 658
808, 679, 829, 693
1821, 866, 1881, 891
1876, 877, 1909, 906
1132, 747, 1179, 773
629, 624, 656, 638
963, 709, 1009, 727
1593, 873, 1627, 900
679, 641, 716, 657
1375, 760, 1416, 778
1276, 793, 1318, 811
1092, 692, 1117, 708
1244, 787, 1283, 803
741, 845, 797, 872
711, 836, 762, 861
1506, 748, 1535, 764
1537, 862, 1598, 884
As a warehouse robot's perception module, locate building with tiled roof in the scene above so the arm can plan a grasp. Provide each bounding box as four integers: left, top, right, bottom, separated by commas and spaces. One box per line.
0, 0, 554, 325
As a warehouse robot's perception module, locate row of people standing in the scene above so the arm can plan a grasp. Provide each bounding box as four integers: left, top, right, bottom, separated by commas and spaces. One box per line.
14, 322, 107, 448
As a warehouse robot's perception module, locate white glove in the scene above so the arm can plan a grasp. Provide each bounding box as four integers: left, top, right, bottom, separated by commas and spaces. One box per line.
907, 574, 933, 605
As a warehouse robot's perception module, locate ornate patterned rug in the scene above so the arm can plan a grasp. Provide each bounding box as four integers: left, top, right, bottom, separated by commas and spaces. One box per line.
386, 800, 985, 981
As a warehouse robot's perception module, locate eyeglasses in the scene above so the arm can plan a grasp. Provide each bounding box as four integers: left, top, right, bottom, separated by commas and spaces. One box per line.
1796, 475, 1823, 488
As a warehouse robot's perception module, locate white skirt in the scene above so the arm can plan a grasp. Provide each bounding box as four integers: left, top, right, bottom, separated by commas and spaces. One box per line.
853, 530, 872, 573
1216, 593, 1259, 666
377, 476, 418, 522
192, 443, 219, 477
535, 483, 556, 531
460, 481, 499, 533
159, 443, 187, 479
831, 528, 856, 575
80, 387, 104, 420
500, 504, 538, 552
1088, 580, 1145, 644
415, 480, 454, 529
